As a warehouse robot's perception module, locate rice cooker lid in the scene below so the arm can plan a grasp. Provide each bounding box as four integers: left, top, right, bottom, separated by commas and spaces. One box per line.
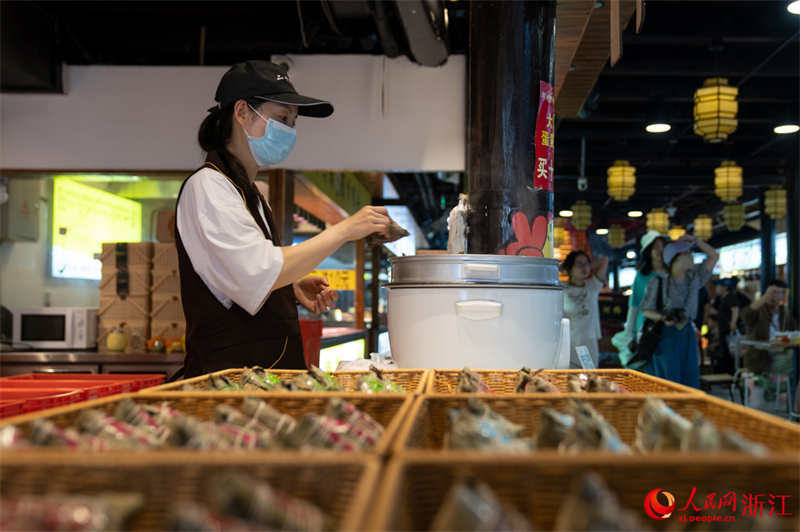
388, 254, 564, 288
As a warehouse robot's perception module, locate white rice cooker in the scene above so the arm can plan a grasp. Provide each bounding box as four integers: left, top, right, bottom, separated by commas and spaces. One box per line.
386, 254, 570, 369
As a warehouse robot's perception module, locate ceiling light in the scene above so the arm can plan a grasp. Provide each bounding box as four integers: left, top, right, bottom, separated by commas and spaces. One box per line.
626, 250, 637, 259
789, 1, 800, 14
646, 123, 671, 133
628, 210, 643, 218
559, 210, 574, 217
624, 289, 633, 296
596, 228, 609, 235
774, 125, 800, 134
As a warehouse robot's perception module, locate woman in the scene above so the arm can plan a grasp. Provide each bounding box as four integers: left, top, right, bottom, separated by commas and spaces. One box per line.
612, 231, 668, 368
174, 60, 391, 378
640, 236, 719, 388
562, 251, 609, 368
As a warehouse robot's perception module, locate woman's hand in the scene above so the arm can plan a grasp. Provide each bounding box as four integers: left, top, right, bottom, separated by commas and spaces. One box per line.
340, 206, 391, 241
294, 276, 339, 314
677, 234, 697, 243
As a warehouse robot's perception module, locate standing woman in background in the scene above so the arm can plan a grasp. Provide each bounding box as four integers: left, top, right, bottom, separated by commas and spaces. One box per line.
562, 251, 609, 368
640, 236, 719, 388
612, 231, 669, 368
174, 61, 391, 379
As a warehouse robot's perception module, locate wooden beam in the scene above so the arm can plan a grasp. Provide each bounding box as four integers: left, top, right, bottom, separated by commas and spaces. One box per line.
293, 171, 349, 226
554, 0, 596, 100
354, 239, 365, 329
267, 168, 294, 245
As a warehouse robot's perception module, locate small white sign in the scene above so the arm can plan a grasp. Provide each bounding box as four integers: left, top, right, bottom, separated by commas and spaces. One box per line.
576, 346, 596, 370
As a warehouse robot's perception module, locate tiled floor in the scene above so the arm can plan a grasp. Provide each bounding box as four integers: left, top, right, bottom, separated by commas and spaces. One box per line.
706, 379, 797, 422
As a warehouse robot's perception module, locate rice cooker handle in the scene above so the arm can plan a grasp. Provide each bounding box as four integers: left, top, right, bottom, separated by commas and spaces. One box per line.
461, 263, 501, 281
455, 300, 502, 321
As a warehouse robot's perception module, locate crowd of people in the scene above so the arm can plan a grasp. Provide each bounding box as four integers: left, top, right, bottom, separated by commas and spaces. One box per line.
561, 231, 798, 394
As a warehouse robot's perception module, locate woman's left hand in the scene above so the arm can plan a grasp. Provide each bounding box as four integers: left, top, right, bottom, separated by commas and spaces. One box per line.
677, 234, 697, 243
294, 276, 339, 314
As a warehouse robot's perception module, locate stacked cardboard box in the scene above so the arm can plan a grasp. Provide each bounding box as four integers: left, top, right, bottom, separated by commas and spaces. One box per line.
150, 243, 186, 341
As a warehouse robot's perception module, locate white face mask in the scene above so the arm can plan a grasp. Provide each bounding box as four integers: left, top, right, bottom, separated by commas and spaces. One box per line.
242, 104, 297, 166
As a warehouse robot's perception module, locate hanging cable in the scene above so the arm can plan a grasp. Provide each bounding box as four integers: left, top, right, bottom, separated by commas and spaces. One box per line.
296, 0, 310, 48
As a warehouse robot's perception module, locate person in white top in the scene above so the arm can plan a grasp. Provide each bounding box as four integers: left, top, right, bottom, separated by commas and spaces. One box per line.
174, 60, 391, 378
561, 251, 609, 368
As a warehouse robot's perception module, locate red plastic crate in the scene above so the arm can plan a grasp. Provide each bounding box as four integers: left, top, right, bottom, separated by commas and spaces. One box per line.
0, 390, 80, 413
0, 380, 119, 401
3, 373, 165, 392
0, 400, 24, 419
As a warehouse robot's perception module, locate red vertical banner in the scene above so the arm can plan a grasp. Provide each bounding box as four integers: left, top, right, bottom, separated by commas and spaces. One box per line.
534, 81, 555, 192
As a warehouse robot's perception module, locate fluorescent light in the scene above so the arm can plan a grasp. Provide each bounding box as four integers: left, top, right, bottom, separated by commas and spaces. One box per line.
596, 228, 609, 235
628, 210, 643, 218
789, 1, 800, 14
774, 125, 800, 134
646, 123, 671, 133
559, 210, 574, 217
626, 250, 636, 259
624, 289, 633, 296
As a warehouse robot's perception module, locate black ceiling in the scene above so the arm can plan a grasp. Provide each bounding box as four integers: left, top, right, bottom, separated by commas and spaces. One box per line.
1, 0, 797, 249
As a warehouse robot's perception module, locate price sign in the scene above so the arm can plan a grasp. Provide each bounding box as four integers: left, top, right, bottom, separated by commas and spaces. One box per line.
307, 270, 356, 291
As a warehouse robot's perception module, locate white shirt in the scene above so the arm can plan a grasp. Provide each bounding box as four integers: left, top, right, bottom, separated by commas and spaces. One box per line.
563, 275, 604, 364
176, 167, 285, 316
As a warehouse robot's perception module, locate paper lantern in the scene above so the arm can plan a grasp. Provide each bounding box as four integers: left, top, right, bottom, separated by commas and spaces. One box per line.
553, 225, 565, 247
668, 225, 686, 241
571, 200, 592, 231
694, 78, 738, 143
646, 208, 670, 233
765, 187, 787, 219
723, 202, 745, 231
607, 160, 636, 201
693, 214, 713, 240
608, 224, 626, 248
714, 161, 743, 203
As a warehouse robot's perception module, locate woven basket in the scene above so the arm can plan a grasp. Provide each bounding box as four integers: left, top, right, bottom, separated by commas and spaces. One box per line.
1, 453, 379, 532
149, 319, 186, 340
152, 243, 179, 270
99, 295, 150, 322
100, 266, 151, 297
96, 319, 150, 353
0, 392, 413, 457
394, 394, 800, 455
150, 268, 181, 294
99, 242, 153, 270
144, 368, 430, 394
150, 294, 185, 322
368, 454, 799, 532
428, 368, 702, 394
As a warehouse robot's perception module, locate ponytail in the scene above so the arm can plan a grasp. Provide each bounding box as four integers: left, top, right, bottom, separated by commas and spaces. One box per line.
197, 100, 264, 217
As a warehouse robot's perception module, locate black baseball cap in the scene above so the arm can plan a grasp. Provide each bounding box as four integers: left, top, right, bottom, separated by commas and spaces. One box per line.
211, 60, 334, 118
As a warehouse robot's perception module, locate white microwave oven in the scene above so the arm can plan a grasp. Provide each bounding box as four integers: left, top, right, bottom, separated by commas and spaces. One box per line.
12, 307, 97, 349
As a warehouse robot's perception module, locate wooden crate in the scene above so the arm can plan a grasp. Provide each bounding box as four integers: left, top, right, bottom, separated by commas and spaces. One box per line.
99, 242, 153, 270
151, 293, 184, 322
368, 454, 799, 531
150, 268, 181, 294
144, 367, 430, 394
427, 368, 703, 394
152, 243, 179, 270
394, 394, 800, 455
98, 295, 150, 322
149, 319, 186, 340
1, 392, 413, 457
1, 453, 379, 532
97, 319, 149, 353
100, 266, 151, 297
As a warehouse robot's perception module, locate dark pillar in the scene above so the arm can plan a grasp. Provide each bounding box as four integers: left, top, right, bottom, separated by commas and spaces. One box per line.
760, 191, 776, 293
789, 165, 800, 325
367, 246, 382, 356
267, 169, 294, 245
467, 1, 556, 256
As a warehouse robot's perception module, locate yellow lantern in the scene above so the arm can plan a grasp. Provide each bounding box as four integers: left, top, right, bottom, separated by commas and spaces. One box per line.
694, 78, 738, 143
693, 214, 713, 240
646, 208, 670, 233
714, 161, 743, 203
553, 225, 565, 247
668, 225, 686, 241
608, 224, 626, 248
571, 200, 592, 231
607, 160, 636, 201
765, 186, 787, 219
723, 202, 745, 231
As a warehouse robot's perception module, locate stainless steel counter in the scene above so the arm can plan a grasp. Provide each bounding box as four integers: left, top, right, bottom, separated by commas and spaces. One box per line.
0, 352, 185, 364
